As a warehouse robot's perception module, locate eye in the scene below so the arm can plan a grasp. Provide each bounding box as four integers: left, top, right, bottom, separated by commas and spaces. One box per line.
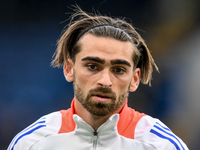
87, 64, 98, 71
112, 67, 126, 74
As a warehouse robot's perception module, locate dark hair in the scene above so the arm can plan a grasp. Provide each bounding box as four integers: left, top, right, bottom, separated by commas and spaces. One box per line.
51, 7, 158, 85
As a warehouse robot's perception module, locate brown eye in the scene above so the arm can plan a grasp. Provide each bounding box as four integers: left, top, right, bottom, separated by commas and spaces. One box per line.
87, 64, 97, 71
113, 67, 126, 74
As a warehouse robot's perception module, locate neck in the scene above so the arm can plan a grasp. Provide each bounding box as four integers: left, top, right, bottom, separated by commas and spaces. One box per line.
86, 114, 110, 131
74, 99, 122, 131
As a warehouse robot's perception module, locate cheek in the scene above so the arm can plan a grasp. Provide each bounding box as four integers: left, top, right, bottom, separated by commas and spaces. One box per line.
115, 78, 132, 95
74, 69, 94, 89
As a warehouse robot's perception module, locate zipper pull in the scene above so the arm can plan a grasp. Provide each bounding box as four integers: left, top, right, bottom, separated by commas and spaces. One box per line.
93, 131, 98, 149
93, 131, 98, 140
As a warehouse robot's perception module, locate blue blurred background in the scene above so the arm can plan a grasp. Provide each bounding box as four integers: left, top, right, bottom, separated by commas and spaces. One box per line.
1, 0, 200, 149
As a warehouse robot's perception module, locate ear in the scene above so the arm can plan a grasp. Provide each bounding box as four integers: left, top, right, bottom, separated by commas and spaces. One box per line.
63, 59, 74, 82
129, 68, 140, 92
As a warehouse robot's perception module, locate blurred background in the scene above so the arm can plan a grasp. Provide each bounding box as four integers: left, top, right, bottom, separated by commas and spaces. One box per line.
0, 0, 200, 149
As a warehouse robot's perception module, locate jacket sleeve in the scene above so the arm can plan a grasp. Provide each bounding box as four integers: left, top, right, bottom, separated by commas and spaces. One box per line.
7, 112, 62, 150
134, 115, 189, 150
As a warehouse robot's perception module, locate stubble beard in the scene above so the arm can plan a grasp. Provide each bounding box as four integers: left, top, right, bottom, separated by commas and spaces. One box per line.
73, 80, 130, 117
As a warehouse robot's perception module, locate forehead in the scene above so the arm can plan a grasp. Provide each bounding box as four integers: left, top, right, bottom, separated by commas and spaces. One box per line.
76, 34, 136, 65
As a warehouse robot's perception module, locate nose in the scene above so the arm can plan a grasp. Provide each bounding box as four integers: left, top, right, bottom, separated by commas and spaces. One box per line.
97, 69, 112, 87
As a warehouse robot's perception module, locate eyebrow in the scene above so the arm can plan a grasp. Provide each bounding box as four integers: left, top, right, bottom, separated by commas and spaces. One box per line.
81, 57, 105, 64
111, 59, 131, 67
81, 56, 131, 67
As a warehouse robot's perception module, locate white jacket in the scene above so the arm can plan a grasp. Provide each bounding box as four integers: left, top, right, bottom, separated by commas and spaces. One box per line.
8, 99, 188, 150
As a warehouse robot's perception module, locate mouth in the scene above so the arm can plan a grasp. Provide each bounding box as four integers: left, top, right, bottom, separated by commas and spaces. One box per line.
92, 94, 112, 102
96, 94, 110, 98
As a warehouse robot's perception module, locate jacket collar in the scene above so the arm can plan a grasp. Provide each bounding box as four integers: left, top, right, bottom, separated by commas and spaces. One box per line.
71, 98, 131, 132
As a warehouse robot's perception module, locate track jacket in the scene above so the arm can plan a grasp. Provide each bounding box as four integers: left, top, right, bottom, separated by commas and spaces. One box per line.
8, 99, 188, 150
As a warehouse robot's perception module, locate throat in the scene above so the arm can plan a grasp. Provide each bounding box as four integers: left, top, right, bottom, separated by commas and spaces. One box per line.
89, 114, 110, 131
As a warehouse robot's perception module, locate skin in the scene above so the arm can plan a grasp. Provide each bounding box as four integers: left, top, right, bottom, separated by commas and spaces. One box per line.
64, 34, 140, 131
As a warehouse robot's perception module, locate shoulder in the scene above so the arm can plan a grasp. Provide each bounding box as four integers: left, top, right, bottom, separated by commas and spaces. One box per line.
134, 115, 189, 150
8, 111, 63, 150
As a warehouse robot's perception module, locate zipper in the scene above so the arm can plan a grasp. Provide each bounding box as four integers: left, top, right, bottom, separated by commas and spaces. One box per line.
92, 116, 115, 149
93, 131, 98, 150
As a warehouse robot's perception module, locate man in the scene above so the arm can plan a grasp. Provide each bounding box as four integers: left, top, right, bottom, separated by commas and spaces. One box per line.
8, 8, 188, 150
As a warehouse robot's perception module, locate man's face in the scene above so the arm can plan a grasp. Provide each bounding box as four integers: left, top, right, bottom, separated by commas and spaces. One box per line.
67, 34, 140, 116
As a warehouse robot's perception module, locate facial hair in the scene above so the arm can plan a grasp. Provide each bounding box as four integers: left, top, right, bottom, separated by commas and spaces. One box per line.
74, 79, 130, 116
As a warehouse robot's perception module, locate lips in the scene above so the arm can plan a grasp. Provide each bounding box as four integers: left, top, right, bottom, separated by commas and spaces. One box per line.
96, 94, 110, 98
92, 95, 111, 102
89, 87, 116, 103
91, 93, 113, 102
